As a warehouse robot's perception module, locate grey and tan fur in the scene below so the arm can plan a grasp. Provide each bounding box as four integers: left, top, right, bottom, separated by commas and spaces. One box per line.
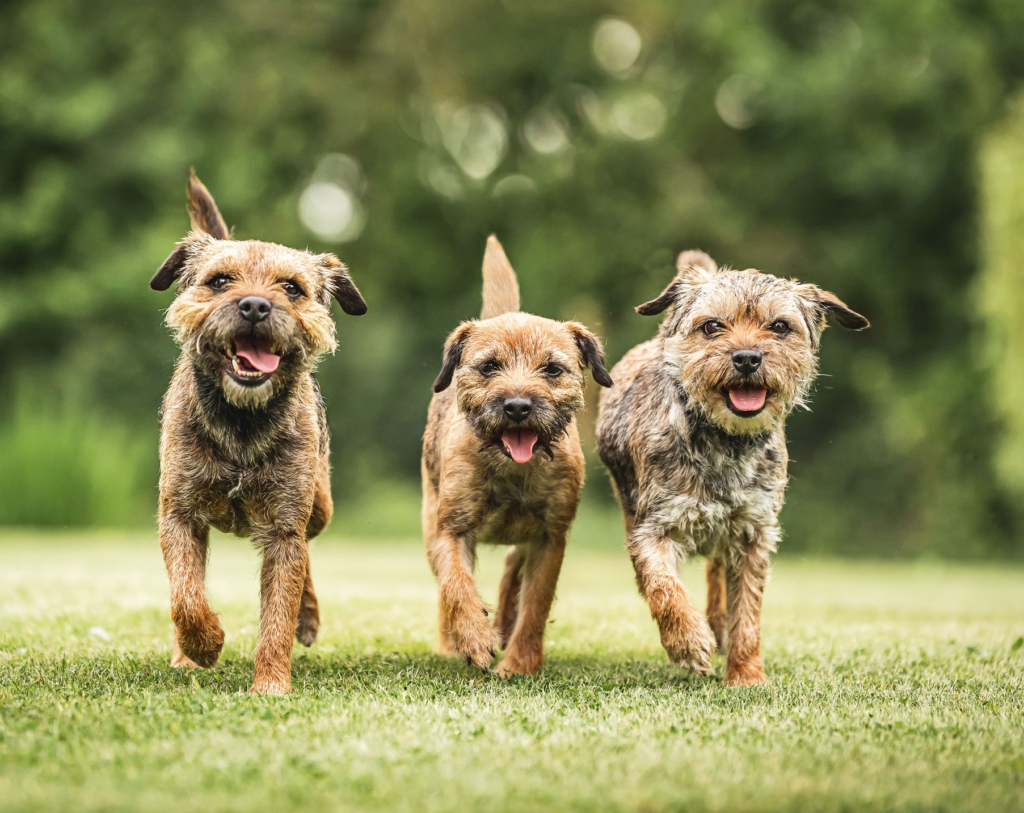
596, 250, 868, 685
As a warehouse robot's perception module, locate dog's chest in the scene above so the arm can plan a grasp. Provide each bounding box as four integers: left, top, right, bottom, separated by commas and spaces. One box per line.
475, 480, 552, 545
652, 431, 783, 554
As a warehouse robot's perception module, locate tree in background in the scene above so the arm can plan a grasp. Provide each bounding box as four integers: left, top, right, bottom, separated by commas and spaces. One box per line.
1, 0, 1023, 556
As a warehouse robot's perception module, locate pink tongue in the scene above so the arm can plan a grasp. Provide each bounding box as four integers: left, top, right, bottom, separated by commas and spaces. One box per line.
234, 337, 281, 374
728, 385, 768, 412
502, 428, 539, 464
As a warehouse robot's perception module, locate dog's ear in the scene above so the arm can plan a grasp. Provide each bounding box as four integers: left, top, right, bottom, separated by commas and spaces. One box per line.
320, 254, 367, 315
818, 290, 870, 330
150, 233, 210, 291
796, 285, 870, 349
187, 170, 231, 240
433, 322, 474, 393
636, 249, 717, 316
150, 243, 190, 291
567, 322, 613, 387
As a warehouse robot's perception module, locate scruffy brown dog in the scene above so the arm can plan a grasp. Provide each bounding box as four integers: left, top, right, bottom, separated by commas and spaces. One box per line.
596, 250, 868, 686
150, 172, 366, 695
422, 237, 613, 676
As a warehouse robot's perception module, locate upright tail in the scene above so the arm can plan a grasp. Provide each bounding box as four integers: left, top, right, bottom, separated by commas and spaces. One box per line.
187, 169, 231, 240
481, 235, 520, 319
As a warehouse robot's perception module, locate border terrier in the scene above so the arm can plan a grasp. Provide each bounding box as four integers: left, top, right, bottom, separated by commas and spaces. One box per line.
150, 171, 366, 695
596, 250, 868, 686
422, 236, 613, 676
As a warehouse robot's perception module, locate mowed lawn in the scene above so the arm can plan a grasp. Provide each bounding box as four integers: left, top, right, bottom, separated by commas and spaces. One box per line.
1, 531, 1023, 813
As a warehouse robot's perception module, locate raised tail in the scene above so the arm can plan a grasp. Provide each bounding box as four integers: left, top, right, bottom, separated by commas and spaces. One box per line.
187, 169, 231, 240
481, 235, 520, 319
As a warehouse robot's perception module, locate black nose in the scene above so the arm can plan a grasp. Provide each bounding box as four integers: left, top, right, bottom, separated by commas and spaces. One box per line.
238, 296, 272, 323
503, 397, 533, 423
732, 349, 762, 375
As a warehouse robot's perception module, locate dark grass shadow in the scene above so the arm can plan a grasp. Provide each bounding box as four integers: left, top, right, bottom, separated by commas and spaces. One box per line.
1, 649, 725, 699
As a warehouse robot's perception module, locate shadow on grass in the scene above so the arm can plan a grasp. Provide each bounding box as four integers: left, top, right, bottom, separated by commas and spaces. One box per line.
2, 649, 722, 699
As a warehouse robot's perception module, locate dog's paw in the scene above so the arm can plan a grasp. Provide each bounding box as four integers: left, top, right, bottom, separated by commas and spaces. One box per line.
450, 613, 499, 672
177, 618, 225, 669
493, 648, 542, 678
725, 658, 767, 687
170, 649, 201, 669
249, 678, 291, 696
662, 618, 716, 676
295, 609, 320, 647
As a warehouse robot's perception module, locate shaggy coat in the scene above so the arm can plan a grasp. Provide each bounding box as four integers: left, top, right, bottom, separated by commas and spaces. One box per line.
151, 172, 366, 695
597, 250, 868, 685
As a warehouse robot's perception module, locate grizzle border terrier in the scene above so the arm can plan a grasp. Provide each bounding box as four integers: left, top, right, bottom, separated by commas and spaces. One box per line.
422, 236, 613, 676
150, 172, 366, 695
596, 250, 868, 686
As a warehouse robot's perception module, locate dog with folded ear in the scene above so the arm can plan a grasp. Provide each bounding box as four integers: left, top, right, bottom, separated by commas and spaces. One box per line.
596, 249, 869, 685
151, 171, 366, 695
422, 236, 613, 676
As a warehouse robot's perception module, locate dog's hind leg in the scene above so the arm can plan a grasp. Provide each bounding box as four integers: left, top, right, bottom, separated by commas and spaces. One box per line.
495, 546, 525, 648
705, 558, 728, 654
295, 560, 320, 647
495, 536, 565, 677
296, 474, 330, 646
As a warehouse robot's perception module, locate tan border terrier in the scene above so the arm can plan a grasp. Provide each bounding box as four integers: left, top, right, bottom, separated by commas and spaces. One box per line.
150, 172, 366, 695
596, 250, 868, 686
422, 236, 613, 676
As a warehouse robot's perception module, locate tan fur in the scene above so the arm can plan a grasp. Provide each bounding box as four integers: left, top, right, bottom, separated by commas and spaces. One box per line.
422, 237, 611, 676
153, 172, 365, 694
597, 249, 867, 686
481, 235, 521, 319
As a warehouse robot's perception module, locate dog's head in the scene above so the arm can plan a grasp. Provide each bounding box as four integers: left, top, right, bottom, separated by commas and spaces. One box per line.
433, 315, 612, 465
151, 172, 366, 409
637, 250, 868, 435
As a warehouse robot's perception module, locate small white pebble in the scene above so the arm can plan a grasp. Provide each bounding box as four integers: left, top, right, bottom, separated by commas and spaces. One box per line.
88, 626, 112, 642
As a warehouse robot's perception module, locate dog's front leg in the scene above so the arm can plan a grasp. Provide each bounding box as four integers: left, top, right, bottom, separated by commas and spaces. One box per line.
494, 535, 565, 677
723, 530, 774, 687
160, 511, 224, 669
252, 534, 309, 695
628, 526, 715, 675
432, 531, 498, 671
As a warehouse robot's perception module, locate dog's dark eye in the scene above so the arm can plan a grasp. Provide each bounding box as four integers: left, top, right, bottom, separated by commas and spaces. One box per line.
768, 320, 791, 336
479, 361, 500, 377
283, 281, 304, 299
545, 364, 564, 378
208, 275, 231, 291
701, 320, 725, 337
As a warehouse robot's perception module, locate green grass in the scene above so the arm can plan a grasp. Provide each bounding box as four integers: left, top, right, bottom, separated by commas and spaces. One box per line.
1, 531, 1022, 813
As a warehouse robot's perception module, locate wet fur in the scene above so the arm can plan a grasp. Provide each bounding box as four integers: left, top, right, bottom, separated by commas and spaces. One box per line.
154, 172, 365, 694
597, 250, 867, 686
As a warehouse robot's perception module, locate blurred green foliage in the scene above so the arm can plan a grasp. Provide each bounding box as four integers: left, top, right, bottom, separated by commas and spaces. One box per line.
1, 0, 1023, 556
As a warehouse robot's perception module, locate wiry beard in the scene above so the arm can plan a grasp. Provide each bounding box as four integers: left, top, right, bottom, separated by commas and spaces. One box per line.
460, 394, 580, 461
177, 305, 316, 411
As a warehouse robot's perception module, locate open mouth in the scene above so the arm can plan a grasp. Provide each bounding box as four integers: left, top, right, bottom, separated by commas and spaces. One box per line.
724, 385, 769, 417
499, 428, 540, 464
222, 337, 281, 386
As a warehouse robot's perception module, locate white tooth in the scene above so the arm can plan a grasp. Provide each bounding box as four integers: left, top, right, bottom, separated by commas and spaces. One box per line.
232, 358, 242, 374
